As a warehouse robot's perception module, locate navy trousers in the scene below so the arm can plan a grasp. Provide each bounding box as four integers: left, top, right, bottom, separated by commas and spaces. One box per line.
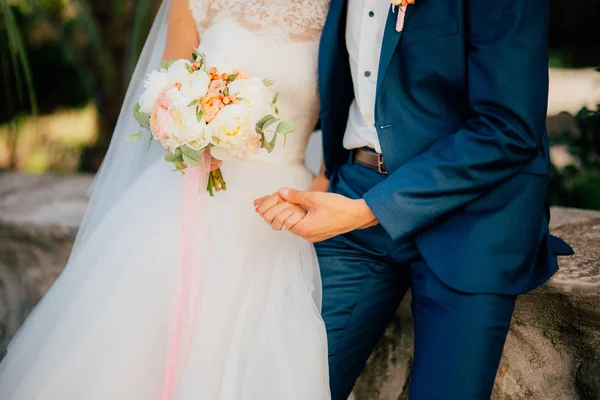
316, 157, 517, 400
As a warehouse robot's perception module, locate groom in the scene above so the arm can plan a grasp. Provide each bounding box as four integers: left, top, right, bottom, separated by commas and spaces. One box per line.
257, 0, 572, 398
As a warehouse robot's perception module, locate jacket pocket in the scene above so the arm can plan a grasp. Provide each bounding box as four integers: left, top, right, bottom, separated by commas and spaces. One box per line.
403, 20, 459, 45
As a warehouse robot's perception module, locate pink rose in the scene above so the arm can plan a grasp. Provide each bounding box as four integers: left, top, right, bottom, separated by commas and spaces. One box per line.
155, 91, 172, 111
201, 93, 225, 123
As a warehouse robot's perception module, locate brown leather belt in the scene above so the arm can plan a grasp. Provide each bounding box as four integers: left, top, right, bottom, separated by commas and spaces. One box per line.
353, 147, 387, 174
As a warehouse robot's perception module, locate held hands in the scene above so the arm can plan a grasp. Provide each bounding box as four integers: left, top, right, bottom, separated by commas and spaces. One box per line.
254, 188, 379, 243
254, 193, 309, 231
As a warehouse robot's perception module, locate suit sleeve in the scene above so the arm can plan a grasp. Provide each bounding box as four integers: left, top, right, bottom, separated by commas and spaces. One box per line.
363, 0, 550, 241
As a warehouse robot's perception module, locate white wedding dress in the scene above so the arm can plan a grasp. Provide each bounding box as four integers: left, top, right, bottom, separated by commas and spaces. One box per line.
0, 1, 331, 399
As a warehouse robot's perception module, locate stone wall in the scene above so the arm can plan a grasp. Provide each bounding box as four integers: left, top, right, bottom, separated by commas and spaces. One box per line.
0, 172, 92, 355
0, 172, 599, 398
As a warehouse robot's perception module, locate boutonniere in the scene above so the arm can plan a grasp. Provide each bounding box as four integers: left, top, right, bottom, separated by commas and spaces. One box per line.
390, 0, 415, 32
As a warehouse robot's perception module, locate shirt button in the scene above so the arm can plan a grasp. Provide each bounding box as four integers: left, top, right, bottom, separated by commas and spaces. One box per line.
364, 71, 371, 78
368, 10, 375, 17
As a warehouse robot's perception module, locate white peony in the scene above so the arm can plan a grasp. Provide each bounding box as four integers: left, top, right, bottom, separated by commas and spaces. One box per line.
206, 104, 256, 150
180, 107, 209, 150
163, 86, 185, 105
201, 50, 238, 75
139, 70, 170, 114
180, 69, 210, 100
166, 59, 192, 87
170, 98, 208, 150
227, 77, 276, 120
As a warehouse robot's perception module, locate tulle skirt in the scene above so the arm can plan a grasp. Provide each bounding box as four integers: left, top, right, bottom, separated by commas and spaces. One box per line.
0, 157, 330, 399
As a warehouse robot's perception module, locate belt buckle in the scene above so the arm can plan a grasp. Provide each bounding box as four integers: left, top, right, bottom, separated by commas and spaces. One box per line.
377, 153, 387, 175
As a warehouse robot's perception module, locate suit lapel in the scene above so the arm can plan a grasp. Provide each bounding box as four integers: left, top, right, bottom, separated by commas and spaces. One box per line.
319, 0, 348, 101
320, 0, 348, 63
377, 5, 414, 89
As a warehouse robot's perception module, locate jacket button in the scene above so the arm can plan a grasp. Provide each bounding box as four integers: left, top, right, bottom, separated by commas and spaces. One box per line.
364, 71, 371, 77
368, 10, 375, 17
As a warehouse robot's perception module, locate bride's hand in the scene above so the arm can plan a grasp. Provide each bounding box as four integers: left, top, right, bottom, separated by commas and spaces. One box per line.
254, 193, 308, 231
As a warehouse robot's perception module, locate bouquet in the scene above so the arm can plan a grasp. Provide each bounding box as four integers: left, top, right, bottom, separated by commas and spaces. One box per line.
129, 50, 294, 195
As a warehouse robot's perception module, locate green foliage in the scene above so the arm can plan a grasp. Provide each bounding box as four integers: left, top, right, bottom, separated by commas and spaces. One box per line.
0, 0, 37, 121
0, 0, 161, 121
549, 106, 600, 210
256, 114, 295, 153
132, 103, 150, 128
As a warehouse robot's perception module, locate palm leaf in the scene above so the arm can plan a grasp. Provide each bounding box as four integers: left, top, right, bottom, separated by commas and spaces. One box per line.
70, 0, 113, 87
123, 0, 157, 83
0, 0, 37, 116
22, 0, 97, 103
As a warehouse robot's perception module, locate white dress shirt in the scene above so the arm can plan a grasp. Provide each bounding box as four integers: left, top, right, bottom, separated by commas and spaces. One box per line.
343, 0, 390, 153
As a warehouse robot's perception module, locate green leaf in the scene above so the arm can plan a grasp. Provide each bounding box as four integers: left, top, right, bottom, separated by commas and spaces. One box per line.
127, 133, 143, 142
192, 49, 207, 71
262, 78, 274, 87
1, 0, 37, 117
275, 106, 279, 115
259, 129, 280, 154
176, 160, 187, 172
260, 133, 275, 153
223, 86, 229, 96
275, 120, 295, 136
133, 103, 151, 128
181, 145, 202, 160
161, 60, 175, 70
262, 117, 279, 131
227, 73, 239, 81
266, 134, 279, 154
256, 114, 276, 131
196, 108, 204, 122
182, 153, 201, 166
165, 151, 183, 163
272, 92, 279, 104
188, 99, 199, 107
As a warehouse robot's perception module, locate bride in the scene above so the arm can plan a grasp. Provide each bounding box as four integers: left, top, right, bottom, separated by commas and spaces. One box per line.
0, 0, 332, 398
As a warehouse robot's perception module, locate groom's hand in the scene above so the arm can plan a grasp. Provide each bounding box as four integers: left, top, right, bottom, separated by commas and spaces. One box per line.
256, 189, 379, 243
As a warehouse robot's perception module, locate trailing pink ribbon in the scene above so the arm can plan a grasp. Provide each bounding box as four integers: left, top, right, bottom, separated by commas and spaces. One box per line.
396, 6, 406, 32
391, 4, 407, 32
158, 151, 211, 400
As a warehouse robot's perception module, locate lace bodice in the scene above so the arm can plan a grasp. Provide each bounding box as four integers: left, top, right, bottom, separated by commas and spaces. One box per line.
188, 0, 330, 167
189, 0, 330, 43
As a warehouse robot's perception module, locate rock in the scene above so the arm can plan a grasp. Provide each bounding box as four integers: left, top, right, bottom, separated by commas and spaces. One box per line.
0, 172, 598, 399
0, 172, 93, 356
353, 207, 600, 400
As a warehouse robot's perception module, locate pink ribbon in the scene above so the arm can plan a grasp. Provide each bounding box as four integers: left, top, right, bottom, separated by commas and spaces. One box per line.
158, 151, 210, 400
395, 6, 406, 32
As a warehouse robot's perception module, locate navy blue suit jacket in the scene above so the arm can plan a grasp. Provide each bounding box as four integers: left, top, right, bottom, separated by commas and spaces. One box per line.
318, 0, 569, 294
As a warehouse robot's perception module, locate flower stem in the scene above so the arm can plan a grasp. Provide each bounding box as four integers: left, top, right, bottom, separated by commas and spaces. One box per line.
206, 168, 226, 196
